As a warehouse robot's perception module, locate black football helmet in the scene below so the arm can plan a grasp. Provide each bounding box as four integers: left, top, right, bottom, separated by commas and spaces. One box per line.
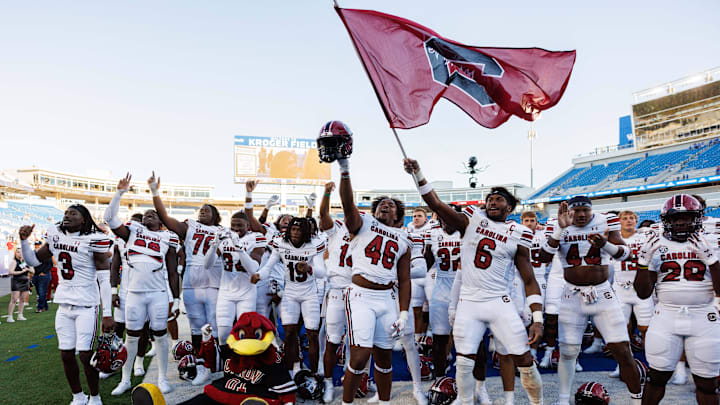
178, 354, 198, 381
294, 369, 324, 400
660, 194, 704, 241
317, 120, 353, 163
428, 376, 457, 405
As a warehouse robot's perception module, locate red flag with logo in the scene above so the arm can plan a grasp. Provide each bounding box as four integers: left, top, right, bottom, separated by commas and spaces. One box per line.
335, 7, 576, 129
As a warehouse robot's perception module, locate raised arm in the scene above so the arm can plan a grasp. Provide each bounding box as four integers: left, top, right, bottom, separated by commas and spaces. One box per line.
403, 158, 468, 236
103, 173, 132, 241
319, 182, 335, 232
337, 158, 362, 234
304, 192, 317, 218
18, 225, 52, 265
149, 171, 188, 239
244, 180, 268, 235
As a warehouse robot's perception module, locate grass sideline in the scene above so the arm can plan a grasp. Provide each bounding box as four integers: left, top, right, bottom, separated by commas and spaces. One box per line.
0, 291, 150, 405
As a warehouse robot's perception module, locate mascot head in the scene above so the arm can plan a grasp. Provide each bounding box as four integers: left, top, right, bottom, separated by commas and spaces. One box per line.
227, 312, 276, 356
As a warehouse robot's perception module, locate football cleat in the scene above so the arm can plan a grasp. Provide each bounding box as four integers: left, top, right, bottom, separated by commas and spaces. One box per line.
317, 121, 353, 163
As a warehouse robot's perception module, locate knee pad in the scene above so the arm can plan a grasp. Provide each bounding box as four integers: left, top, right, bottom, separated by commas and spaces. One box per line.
647, 368, 673, 387
456, 355, 475, 371
347, 364, 365, 375
692, 374, 719, 395
374, 363, 392, 374
559, 344, 580, 360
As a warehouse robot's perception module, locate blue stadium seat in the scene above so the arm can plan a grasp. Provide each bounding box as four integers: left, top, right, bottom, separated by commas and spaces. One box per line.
563, 159, 637, 188
617, 149, 694, 181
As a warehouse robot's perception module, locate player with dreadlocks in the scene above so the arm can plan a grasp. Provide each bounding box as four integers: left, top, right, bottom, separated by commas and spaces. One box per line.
148, 171, 223, 386
20, 204, 113, 405
251, 216, 327, 375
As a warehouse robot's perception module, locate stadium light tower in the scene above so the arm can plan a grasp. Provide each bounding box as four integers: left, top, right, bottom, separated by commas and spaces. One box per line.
528, 122, 537, 189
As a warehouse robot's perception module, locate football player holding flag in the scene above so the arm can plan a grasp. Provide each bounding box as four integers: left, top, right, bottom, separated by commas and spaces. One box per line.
404, 158, 544, 405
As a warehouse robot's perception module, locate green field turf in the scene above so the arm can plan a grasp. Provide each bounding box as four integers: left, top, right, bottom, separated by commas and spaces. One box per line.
0, 291, 150, 405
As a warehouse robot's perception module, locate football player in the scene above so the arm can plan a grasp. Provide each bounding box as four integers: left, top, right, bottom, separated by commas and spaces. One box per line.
251, 217, 327, 375
104, 174, 180, 395
634, 194, 720, 405
329, 145, 412, 404
608, 210, 654, 378
408, 207, 432, 340
521, 211, 549, 360
404, 158, 543, 405
424, 204, 462, 378
149, 171, 222, 386
537, 196, 642, 405
20, 205, 113, 405
205, 211, 265, 356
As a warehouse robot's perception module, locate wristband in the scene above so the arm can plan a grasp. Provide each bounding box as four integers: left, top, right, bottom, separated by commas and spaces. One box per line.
173, 298, 181, 309
324, 192, 331, 197
532, 311, 543, 324
246, 191, 252, 199
542, 240, 558, 254
526, 294, 543, 306
103, 307, 112, 317
601, 243, 619, 256
111, 287, 118, 295
149, 181, 160, 197
413, 169, 426, 186
707, 255, 719, 266
245, 200, 254, 210
418, 182, 433, 195
338, 158, 350, 176
551, 226, 564, 241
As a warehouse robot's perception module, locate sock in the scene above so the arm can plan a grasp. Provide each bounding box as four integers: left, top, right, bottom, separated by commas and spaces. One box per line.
455, 356, 476, 405
518, 363, 543, 405
73, 392, 86, 400
400, 333, 422, 386
134, 355, 144, 368
557, 344, 580, 404
122, 335, 139, 383
156, 334, 169, 381
676, 361, 686, 371
504, 391, 514, 404
414, 333, 423, 341
592, 337, 602, 346
475, 379, 484, 392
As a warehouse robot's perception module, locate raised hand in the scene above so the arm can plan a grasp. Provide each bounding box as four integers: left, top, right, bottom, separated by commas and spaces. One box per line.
265, 195, 281, 209
117, 172, 132, 192
305, 193, 317, 209
637, 234, 661, 267
324, 182, 335, 194
18, 224, 35, 241
557, 201, 572, 228
403, 158, 420, 175
246, 179, 258, 193
148, 171, 161, 191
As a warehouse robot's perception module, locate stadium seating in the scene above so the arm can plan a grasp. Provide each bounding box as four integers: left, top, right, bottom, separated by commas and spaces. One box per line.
0, 201, 63, 241
617, 149, 694, 181
563, 159, 637, 188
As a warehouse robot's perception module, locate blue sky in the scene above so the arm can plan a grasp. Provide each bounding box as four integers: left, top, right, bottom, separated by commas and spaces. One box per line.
1, 1, 718, 198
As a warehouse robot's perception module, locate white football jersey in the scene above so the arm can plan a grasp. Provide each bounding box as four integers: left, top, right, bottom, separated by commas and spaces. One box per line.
349, 213, 411, 285
528, 230, 550, 280
406, 219, 436, 234
556, 213, 620, 268
218, 231, 266, 298
183, 218, 223, 288
703, 217, 720, 235
261, 236, 326, 296
459, 206, 533, 301
425, 228, 462, 280
613, 231, 650, 284
325, 220, 353, 289
124, 222, 179, 292
45, 226, 112, 307
648, 233, 720, 306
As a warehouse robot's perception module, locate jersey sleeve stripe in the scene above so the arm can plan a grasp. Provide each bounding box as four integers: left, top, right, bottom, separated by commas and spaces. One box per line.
462, 206, 475, 218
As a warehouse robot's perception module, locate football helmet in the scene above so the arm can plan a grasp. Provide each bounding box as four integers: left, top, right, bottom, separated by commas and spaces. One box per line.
427, 376, 457, 405
178, 354, 198, 381
635, 358, 649, 388
294, 370, 324, 400
420, 355, 435, 381
417, 335, 433, 357
550, 347, 559, 369
575, 382, 610, 405
317, 121, 353, 163
172, 340, 194, 361
90, 333, 127, 373
660, 194, 703, 241
336, 341, 346, 367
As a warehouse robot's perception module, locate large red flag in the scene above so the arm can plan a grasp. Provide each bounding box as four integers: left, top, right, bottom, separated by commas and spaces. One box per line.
336, 7, 576, 129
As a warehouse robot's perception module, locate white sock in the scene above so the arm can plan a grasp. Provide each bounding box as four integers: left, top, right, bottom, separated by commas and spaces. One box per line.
122, 335, 139, 382
518, 363, 543, 405
557, 344, 580, 403
156, 334, 169, 380
475, 379, 485, 392
400, 333, 422, 386
592, 337, 602, 346
676, 360, 686, 371
89, 394, 100, 401
134, 355, 144, 368
504, 391, 514, 404
455, 356, 475, 405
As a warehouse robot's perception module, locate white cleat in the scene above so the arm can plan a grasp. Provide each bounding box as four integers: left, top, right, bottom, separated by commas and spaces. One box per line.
111, 380, 132, 396
476, 384, 492, 405
583, 339, 603, 354
575, 361, 583, 372
133, 364, 145, 377
145, 345, 156, 357
192, 365, 211, 386
87, 395, 102, 405
69, 394, 88, 405
98, 371, 114, 380
323, 379, 334, 403
6, 316, 14, 323
670, 366, 687, 385
538, 350, 553, 368
491, 398, 512, 405
17, 314, 27, 321
158, 379, 173, 394
609, 365, 620, 378
413, 388, 428, 405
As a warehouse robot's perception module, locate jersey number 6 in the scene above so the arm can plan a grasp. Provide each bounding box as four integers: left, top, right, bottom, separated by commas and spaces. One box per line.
474, 238, 496, 269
